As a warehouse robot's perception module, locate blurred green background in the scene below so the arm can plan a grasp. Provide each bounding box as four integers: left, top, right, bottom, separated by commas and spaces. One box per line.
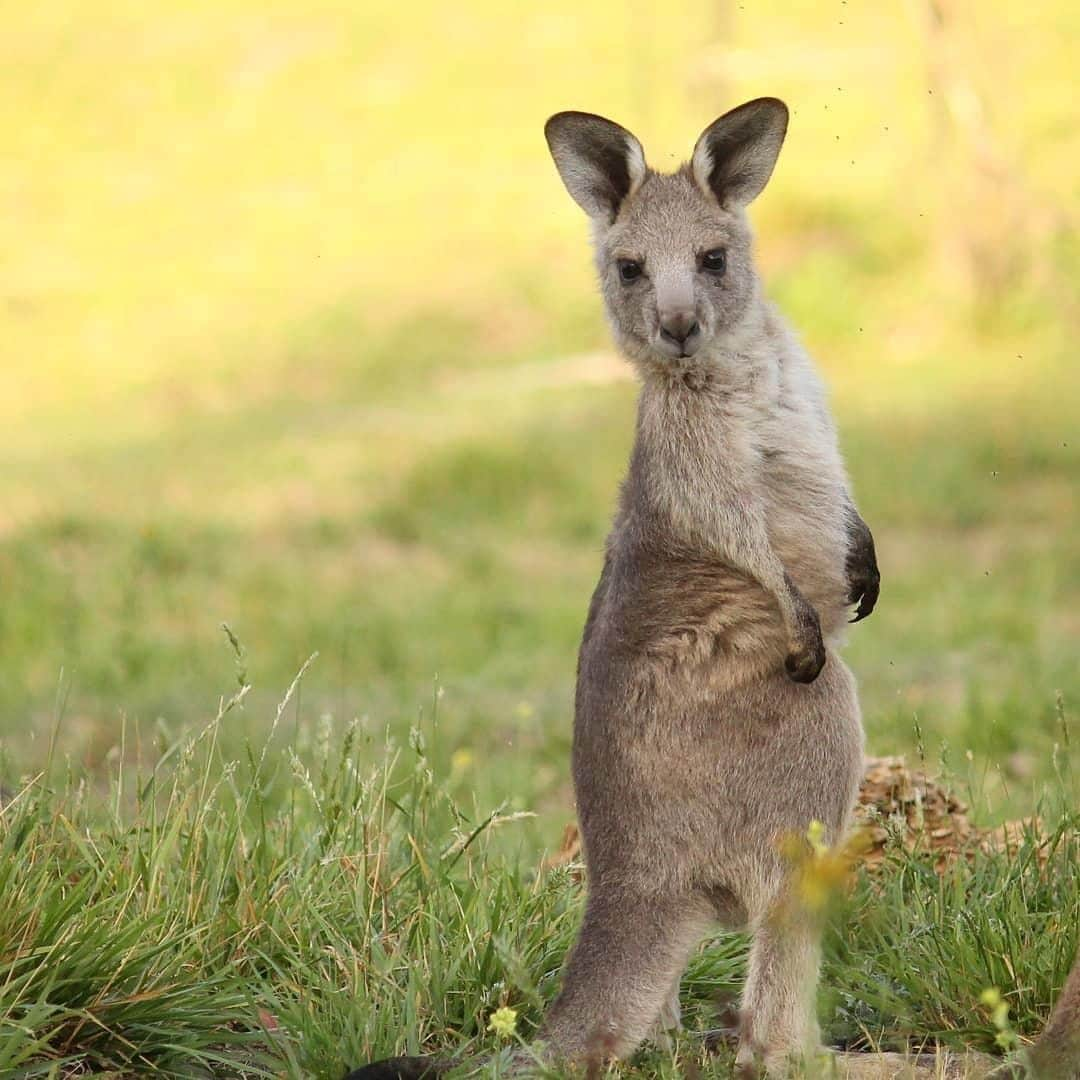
2, 0, 1077, 831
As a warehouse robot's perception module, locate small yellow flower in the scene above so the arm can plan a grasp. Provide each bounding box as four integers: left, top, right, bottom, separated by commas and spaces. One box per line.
450, 748, 474, 774
777, 820, 872, 918
806, 819, 829, 857
487, 1005, 518, 1039
980, 988, 1012, 1039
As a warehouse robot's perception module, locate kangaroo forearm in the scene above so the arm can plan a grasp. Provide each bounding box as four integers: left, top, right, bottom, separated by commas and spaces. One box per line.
683, 507, 826, 682
691, 504, 807, 642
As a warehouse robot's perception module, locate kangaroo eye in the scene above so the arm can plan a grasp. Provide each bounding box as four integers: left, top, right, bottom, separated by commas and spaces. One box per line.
701, 249, 727, 275
617, 259, 643, 283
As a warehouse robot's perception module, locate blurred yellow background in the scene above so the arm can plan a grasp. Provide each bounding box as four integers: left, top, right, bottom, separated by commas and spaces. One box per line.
6, 3, 1075, 430
2, 2, 1076, 818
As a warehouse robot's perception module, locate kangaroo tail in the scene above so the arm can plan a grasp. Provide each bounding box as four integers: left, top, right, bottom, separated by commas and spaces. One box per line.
343, 1056, 449, 1080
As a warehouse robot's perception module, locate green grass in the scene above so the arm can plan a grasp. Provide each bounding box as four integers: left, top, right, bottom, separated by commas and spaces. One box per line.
2, 0, 1079, 1075
2, 697, 1076, 1077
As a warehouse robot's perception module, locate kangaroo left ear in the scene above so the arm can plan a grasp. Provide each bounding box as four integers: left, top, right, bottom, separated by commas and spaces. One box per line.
691, 98, 788, 210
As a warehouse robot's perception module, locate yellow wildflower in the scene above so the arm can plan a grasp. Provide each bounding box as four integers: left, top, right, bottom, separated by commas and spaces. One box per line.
806, 819, 828, 856
450, 748, 474, 774
487, 1005, 518, 1039
980, 987, 1015, 1046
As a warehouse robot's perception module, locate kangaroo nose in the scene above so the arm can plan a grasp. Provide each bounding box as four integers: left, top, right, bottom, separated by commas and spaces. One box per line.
659, 313, 700, 347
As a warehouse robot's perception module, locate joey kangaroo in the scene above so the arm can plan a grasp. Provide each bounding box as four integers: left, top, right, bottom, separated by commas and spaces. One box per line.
346, 99, 880, 1079
534, 97, 877, 1077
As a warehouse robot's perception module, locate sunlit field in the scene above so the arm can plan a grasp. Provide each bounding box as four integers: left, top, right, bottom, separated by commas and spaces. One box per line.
1, 1, 1077, 1075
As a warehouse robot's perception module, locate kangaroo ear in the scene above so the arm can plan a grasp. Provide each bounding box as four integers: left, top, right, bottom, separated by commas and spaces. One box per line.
545, 111, 647, 223
691, 98, 788, 210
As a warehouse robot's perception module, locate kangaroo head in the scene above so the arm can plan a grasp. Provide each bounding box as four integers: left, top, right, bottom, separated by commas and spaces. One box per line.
545, 98, 788, 374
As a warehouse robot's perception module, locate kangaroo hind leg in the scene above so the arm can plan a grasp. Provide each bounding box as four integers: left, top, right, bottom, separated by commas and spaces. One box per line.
538, 887, 713, 1064
736, 909, 823, 1078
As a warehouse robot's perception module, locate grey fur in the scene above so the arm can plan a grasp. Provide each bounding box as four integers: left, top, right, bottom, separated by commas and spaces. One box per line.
1010, 948, 1080, 1078
343, 99, 883, 1080
538, 99, 879, 1075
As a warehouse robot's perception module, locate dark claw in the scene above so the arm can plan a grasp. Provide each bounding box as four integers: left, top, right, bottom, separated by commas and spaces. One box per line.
702, 1026, 740, 1055
343, 1059, 442, 1080
848, 569, 880, 623
844, 508, 880, 623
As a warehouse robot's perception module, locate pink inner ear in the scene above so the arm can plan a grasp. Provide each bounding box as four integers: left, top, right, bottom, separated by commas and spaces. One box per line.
546, 115, 648, 222
689, 99, 788, 209
624, 134, 647, 194
691, 140, 718, 203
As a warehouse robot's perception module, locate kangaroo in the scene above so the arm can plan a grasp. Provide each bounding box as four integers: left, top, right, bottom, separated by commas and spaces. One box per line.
533, 96, 876, 1077
1026, 948, 1080, 1079
346, 98, 879, 1079
989, 948, 1080, 1079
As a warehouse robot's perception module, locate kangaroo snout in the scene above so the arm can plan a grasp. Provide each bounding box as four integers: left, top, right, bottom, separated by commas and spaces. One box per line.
658, 310, 701, 356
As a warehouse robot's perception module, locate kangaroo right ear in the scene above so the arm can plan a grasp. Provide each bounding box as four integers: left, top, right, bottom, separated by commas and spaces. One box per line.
691, 97, 789, 210
544, 112, 646, 223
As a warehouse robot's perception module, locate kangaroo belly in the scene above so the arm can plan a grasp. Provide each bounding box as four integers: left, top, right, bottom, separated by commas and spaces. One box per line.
574, 641, 864, 894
